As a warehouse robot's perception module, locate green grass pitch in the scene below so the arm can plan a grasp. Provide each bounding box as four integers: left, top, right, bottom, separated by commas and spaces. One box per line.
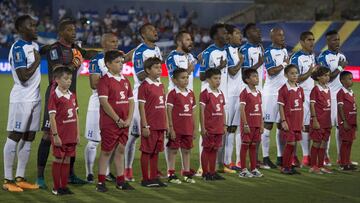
0, 74, 359, 203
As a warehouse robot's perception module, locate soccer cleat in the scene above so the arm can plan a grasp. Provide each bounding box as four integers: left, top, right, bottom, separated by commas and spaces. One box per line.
320, 167, 333, 174
301, 156, 310, 167
61, 187, 74, 195
238, 168, 254, 178
183, 176, 196, 183
324, 157, 332, 167
87, 174, 94, 183
223, 166, 237, 174
141, 180, 159, 187
292, 156, 301, 168
202, 173, 211, 181
68, 174, 88, 185
96, 182, 108, 192
276, 157, 283, 167
195, 167, 203, 177
349, 164, 358, 171
106, 173, 116, 182
251, 169, 264, 178
52, 188, 64, 196
116, 182, 135, 190
309, 166, 323, 174
154, 179, 168, 187
35, 177, 47, 189
290, 166, 301, 175
168, 175, 182, 184
351, 161, 358, 166
280, 167, 293, 175
3, 179, 23, 192
213, 173, 226, 180
263, 157, 277, 169
15, 177, 39, 190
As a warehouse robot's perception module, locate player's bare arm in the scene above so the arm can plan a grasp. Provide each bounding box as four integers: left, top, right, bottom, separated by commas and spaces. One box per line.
249, 53, 264, 70
216, 56, 227, 70
89, 74, 101, 90
228, 52, 243, 76
298, 64, 317, 83
166, 104, 176, 140
137, 72, 147, 82
123, 98, 134, 128
330, 59, 347, 82
192, 108, 197, 140
124, 48, 135, 63
199, 104, 207, 136
16, 49, 41, 82
199, 72, 206, 81
49, 113, 61, 146
240, 103, 250, 134
139, 101, 150, 137
279, 104, 289, 131
76, 111, 80, 144
338, 103, 351, 131
310, 101, 320, 129
223, 107, 227, 134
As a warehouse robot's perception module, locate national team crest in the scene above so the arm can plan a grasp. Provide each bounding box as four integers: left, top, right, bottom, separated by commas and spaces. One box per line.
91, 64, 96, 72
14, 51, 22, 62
50, 49, 59, 60
136, 59, 142, 68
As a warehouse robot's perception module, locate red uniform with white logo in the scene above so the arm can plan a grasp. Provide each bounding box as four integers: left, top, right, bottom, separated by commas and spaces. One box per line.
48, 87, 78, 158
138, 78, 167, 153
278, 83, 305, 142
309, 85, 331, 142
166, 87, 196, 149
200, 88, 225, 149
239, 87, 262, 142
97, 73, 133, 152
337, 88, 357, 141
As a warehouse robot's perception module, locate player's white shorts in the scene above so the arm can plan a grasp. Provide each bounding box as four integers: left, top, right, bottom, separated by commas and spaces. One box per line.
227, 96, 240, 126
129, 101, 141, 137
85, 93, 101, 142
262, 94, 280, 123
7, 101, 41, 133
331, 98, 338, 126
303, 93, 310, 126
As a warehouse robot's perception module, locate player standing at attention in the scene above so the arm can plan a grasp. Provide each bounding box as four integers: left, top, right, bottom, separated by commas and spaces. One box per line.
223, 24, 243, 171
166, 68, 197, 184
238, 69, 264, 178
49, 67, 79, 195
36, 18, 98, 187
138, 57, 168, 187
337, 71, 357, 171
309, 67, 332, 174
126, 23, 163, 181
96, 51, 135, 192
278, 64, 304, 175
3, 15, 41, 192
200, 68, 227, 181
290, 31, 318, 167
261, 27, 289, 168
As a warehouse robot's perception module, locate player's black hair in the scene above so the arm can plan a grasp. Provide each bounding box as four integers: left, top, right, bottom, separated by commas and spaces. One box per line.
139, 23, 154, 39
15, 15, 33, 31
300, 31, 314, 41
53, 66, 72, 79
58, 18, 76, 32
205, 68, 221, 79
172, 68, 188, 79
325, 30, 338, 37
175, 30, 191, 45
209, 23, 226, 40
284, 64, 298, 74
104, 50, 124, 64
144, 57, 162, 72
225, 24, 238, 34
340, 70, 353, 81
242, 23, 256, 38
242, 68, 258, 84
311, 66, 330, 81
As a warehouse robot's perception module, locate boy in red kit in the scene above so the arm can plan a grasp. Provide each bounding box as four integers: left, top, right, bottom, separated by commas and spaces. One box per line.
239, 69, 264, 178
138, 57, 168, 187
96, 51, 135, 192
309, 67, 332, 174
278, 64, 305, 175
166, 68, 196, 184
338, 71, 358, 171
49, 67, 79, 195
200, 68, 227, 181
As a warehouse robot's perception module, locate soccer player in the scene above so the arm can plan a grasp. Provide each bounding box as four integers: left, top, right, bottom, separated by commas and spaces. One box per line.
138, 57, 168, 187
224, 24, 243, 171
309, 67, 332, 174
238, 69, 264, 178
49, 67, 79, 196
3, 15, 41, 192
278, 64, 304, 175
96, 51, 135, 192
126, 23, 163, 181
200, 68, 227, 181
166, 68, 197, 184
261, 27, 289, 168
290, 31, 318, 167
36, 18, 98, 187
318, 30, 348, 166
337, 71, 357, 171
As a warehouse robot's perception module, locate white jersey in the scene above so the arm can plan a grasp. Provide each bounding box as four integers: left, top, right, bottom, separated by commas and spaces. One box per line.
8, 39, 41, 103
132, 43, 162, 100
89, 52, 108, 94
290, 50, 317, 94
227, 44, 245, 97
263, 45, 288, 96
165, 50, 196, 91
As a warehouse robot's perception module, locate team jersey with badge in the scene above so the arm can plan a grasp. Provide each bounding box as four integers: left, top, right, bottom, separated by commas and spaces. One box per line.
227, 44, 244, 96
166, 50, 196, 90
278, 83, 305, 131
167, 88, 196, 135
89, 52, 108, 89
290, 50, 317, 94
239, 87, 262, 127
138, 78, 167, 130
310, 85, 331, 128
318, 50, 346, 96
200, 88, 226, 134
97, 73, 133, 129
240, 42, 265, 89
337, 88, 357, 126
8, 39, 41, 103
200, 44, 228, 96
48, 87, 78, 144
132, 43, 163, 100
263, 45, 288, 96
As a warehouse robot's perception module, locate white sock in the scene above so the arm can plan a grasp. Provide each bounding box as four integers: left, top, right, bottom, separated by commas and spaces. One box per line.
198, 136, 203, 167
84, 140, 98, 176
125, 135, 137, 168
224, 132, 234, 165
15, 141, 31, 178
300, 132, 309, 156
235, 132, 241, 165
326, 134, 331, 158
261, 129, 271, 158
164, 137, 170, 169
4, 138, 17, 180
275, 129, 283, 157
335, 128, 341, 159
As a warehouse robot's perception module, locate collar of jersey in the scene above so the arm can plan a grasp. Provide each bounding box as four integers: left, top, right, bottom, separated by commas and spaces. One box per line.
316, 84, 329, 93
286, 82, 299, 91
18, 39, 33, 45
245, 85, 260, 96
270, 44, 284, 50
175, 86, 190, 96
145, 77, 161, 86
299, 50, 313, 56
211, 43, 226, 51
55, 86, 72, 99
106, 72, 125, 82
173, 50, 185, 56
206, 87, 221, 97
342, 87, 353, 96
142, 43, 156, 50
246, 42, 261, 48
